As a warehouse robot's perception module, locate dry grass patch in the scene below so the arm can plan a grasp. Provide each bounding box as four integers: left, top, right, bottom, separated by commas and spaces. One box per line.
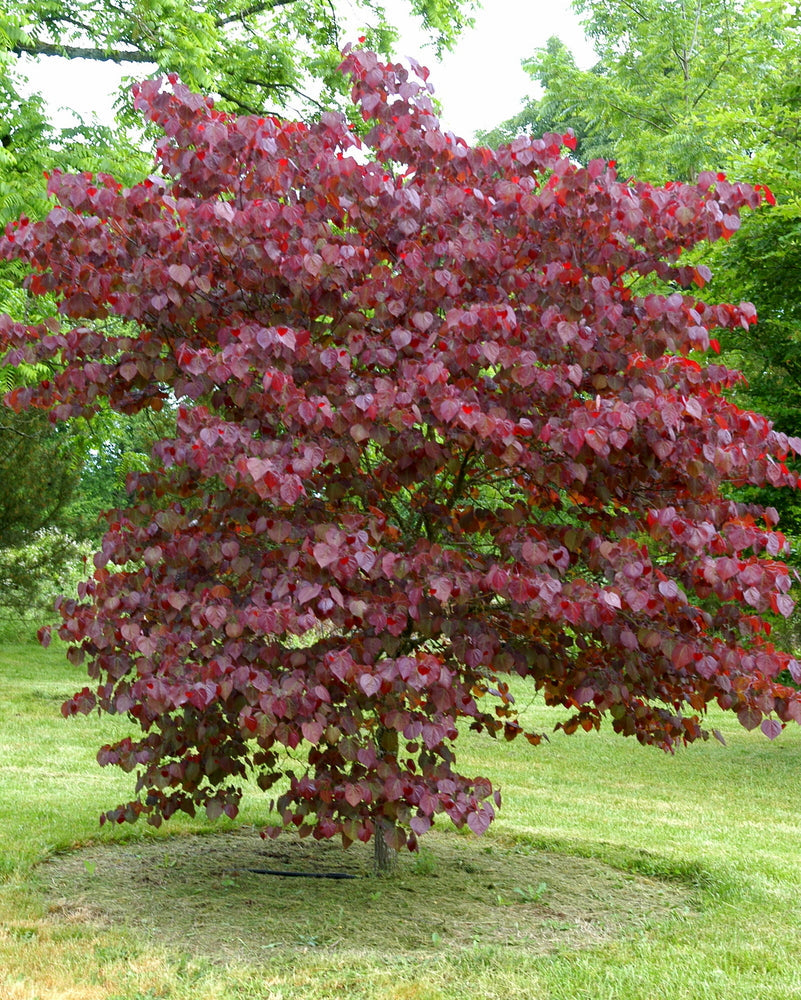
37, 826, 690, 964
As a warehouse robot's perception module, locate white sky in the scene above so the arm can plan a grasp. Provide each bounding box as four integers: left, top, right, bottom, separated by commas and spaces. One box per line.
20, 1, 596, 142
390, 1, 596, 139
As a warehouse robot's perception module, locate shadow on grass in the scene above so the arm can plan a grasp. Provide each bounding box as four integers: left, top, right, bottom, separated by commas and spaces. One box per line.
36, 826, 694, 965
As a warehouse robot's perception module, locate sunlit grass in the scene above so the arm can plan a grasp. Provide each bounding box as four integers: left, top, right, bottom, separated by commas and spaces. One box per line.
462, 693, 801, 885
4, 642, 801, 998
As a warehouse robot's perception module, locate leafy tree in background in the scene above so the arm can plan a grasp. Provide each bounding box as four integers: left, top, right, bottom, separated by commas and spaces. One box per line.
63, 405, 178, 542
0, 77, 148, 229
0, 404, 84, 630
491, 0, 796, 186
0, 406, 78, 548
477, 36, 612, 163
0, 54, 152, 582
1, 0, 476, 118
3, 50, 801, 867
0, 362, 174, 636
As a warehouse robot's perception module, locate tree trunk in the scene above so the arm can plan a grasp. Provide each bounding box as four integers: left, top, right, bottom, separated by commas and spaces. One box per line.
373, 723, 399, 875
373, 817, 398, 876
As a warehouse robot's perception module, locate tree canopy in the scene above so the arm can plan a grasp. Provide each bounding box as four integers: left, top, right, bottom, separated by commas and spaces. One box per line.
0, 405, 78, 548
3, 49, 801, 857
0, 0, 478, 597
481, 1, 801, 538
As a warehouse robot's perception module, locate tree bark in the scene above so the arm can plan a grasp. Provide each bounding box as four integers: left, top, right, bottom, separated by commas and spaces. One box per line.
373, 723, 399, 875
11, 41, 156, 63
373, 817, 398, 876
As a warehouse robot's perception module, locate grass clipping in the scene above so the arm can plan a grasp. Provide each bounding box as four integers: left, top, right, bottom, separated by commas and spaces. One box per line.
40, 827, 688, 962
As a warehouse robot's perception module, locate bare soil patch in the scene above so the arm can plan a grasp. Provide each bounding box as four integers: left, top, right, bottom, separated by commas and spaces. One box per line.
39, 827, 691, 963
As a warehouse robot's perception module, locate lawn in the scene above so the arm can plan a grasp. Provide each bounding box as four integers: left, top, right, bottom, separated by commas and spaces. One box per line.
3, 641, 801, 999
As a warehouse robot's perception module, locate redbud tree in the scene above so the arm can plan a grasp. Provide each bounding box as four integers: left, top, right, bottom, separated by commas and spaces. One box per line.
2, 48, 801, 858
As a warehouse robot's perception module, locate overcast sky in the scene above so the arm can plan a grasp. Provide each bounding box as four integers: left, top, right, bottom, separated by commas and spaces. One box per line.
390, 0, 596, 139
21, 1, 596, 141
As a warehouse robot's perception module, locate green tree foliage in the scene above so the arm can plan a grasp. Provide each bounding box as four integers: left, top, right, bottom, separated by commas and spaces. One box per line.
490, 0, 797, 186
0, 407, 77, 548
63, 405, 178, 543
477, 37, 612, 163
0, 527, 86, 638
0, 403, 85, 631
0, 84, 147, 227
1, 0, 476, 119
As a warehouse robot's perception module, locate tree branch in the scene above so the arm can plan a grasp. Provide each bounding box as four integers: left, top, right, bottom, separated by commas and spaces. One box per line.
447, 443, 476, 509
687, 0, 703, 63
607, 0, 650, 24
0, 422, 41, 440
216, 0, 298, 26
691, 56, 734, 111
216, 86, 283, 117
12, 39, 156, 64
600, 98, 671, 134
238, 77, 329, 112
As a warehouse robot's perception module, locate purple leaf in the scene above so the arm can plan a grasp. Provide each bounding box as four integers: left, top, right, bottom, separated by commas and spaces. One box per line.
761, 718, 783, 741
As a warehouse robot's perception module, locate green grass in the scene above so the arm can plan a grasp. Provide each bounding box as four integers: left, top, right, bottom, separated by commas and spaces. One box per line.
4, 642, 801, 998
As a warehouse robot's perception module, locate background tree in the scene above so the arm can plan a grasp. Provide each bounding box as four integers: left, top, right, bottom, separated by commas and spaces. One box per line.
0, 402, 85, 633
4, 49, 801, 866
63, 404, 178, 542
0, 53, 152, 600
0, 407, 77, 546
0, 406, 79, 547
1, 0, 476, 119
490, 0, 796, 186
477, 36, 612, 163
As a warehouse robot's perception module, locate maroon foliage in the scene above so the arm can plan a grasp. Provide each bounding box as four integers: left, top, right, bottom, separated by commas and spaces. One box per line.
3, 48, 801, 851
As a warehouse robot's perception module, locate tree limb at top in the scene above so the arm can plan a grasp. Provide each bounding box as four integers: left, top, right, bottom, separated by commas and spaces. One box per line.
216, 0, 298, 27
12, 39, 156, 64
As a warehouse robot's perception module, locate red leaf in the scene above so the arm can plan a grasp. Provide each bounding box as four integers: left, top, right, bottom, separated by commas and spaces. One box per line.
344, 783, 362, 807
206, 799, 224, 820
204, 605, 227, 629
359, 673, 381, 697
412, 311, 434, 331
168, 264, 192, 286
301, 720, 323, 744
246, 457, 271, 482
772, 593, 794, 618
466, 806, 492, 836
410, 814, 432, 836
738, 708, 762, 732
313, 542, 338, 569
